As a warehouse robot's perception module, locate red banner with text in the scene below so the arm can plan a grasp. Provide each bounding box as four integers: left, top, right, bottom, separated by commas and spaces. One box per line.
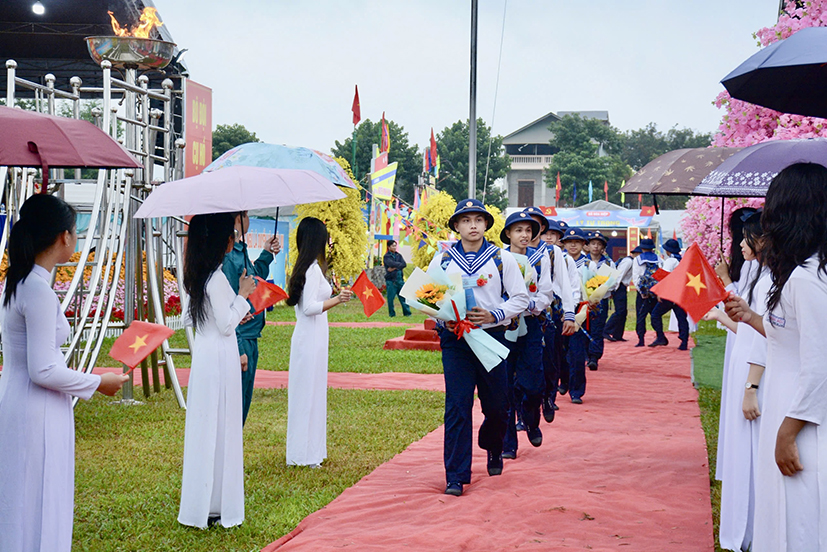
184, 79, 212, 177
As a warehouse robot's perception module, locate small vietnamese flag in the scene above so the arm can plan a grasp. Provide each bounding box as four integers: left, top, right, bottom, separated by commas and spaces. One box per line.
248, 277, 288, 315
650, 242, 728, 321
352, 270, 385, 317
110, 320, 175, 371
351, 85, 361, 125
652, 268, 670, 282
640, 205, 656, 217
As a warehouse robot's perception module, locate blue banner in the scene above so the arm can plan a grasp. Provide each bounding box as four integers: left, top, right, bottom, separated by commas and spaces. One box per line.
246, 217, 290, 287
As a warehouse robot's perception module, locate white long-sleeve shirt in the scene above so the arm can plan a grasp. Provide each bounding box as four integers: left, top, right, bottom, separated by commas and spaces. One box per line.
615, 256, 634, 287
547, 243, 575, 320
632, 253, 662, 289
662, 255, 680, 273
429, 240, 529, 329
525, 245, 553, 316
564, 253, 582, 304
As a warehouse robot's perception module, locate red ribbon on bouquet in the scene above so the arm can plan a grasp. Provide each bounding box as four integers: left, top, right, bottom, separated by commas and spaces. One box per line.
451, 300, 478, 338
577, 301, 591, 330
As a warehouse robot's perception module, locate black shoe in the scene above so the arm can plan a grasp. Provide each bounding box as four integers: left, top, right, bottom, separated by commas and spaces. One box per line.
528, 427, 543, 447
553, 403, 559, 411
635, 341, 645, 347
207, 516, 221, 528
649, 336, 669, 347
542, 398, 555, 423
558, 386, 568, 396
502, 450, 517, 460
616, 337, 628, 342
403, 313, 412, 317
604, 334, 616, 342
678, 341, 688, 350
445, 482, 463, 496
487, 451, 503, 476
587, 360, 598, 371
515, 412, 526, 432
571, 397, 583, 404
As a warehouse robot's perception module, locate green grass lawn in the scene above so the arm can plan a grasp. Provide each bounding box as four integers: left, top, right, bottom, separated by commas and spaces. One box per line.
73, 387, 444, 552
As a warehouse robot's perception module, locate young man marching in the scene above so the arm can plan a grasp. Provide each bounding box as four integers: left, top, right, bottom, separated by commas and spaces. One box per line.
560, 227, 592, 404
429, 199, 528, 497
585, 231, 615, 371
500, 211, 549, 459
604, 247, 639, 342
222, 211, 280, 425
632, 238, 661, 348
540, 219, 577, 418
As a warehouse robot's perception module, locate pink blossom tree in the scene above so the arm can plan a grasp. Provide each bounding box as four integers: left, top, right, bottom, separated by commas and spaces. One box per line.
682, 0, 827, 261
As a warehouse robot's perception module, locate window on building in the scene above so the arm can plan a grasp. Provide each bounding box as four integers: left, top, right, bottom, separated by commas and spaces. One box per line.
518, 180, 534, 207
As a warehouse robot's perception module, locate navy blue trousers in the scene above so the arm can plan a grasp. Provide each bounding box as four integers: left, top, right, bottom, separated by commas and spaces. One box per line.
440, 328, 509, 484
567, 329, 589, 400
604, 284, 628, 340
636, 293, 658, 342
651, 299, 689, 343
587, 299, 609, 363
503, 317, 544, 453
543, 305, 564, 403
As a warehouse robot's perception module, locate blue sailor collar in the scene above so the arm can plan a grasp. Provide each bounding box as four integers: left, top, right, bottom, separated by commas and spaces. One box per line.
448, 238, 499, 275
527, 242, 547, 265
639, 251, 658, 263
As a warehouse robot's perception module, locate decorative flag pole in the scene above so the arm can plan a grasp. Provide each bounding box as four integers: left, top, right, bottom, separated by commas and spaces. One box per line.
351, 85, 361, 179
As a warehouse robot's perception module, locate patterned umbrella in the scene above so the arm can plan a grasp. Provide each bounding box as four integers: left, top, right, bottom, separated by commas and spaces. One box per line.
619, 147, 741, 195
205, 142, 357, 189
694, 138, 827, 197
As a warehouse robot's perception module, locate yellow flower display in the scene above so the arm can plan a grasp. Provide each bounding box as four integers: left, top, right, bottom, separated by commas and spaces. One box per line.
585, 275, 609, 294
415, 283, 449, 310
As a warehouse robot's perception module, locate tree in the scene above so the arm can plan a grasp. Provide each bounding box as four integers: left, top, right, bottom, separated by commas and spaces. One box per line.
435, 118, 510, 209
331, 118, 421, 203
288, 157, 368, 280
543, 114, 632, 206
212, 123, 260, 161
620, 123, 713, 209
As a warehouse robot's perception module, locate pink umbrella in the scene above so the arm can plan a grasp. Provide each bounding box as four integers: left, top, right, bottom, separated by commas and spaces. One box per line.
134, 165, 346, 218
0, 106, 141, 187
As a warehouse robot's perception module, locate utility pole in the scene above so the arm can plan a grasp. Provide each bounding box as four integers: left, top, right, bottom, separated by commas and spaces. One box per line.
468, 0, 478, 199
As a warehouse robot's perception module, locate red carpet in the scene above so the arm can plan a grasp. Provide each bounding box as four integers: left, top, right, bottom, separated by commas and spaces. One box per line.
260, 332, 713, 551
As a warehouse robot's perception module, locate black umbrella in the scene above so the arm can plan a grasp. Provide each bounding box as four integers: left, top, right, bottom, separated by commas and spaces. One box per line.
722, 26, 827, 119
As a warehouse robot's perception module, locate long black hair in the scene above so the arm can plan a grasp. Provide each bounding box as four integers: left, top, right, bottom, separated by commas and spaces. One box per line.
762, 163, 827, 313
183, 213, 235, 330
286, 217, 328, 307
3, 194, 76, 307
728, 207, 757, 284
741, 209, 764, 306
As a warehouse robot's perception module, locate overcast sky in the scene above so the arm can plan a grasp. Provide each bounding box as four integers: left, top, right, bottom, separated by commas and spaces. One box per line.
157, 0, 781, 153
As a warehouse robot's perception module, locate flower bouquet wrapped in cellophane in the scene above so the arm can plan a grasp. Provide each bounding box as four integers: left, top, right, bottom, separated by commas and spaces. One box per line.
400, 266, 511, 371
504, 252, 537, 342
574, 263, 620, 329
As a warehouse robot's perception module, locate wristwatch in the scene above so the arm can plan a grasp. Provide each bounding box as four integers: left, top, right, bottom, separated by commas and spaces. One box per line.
745, 382, 759, 390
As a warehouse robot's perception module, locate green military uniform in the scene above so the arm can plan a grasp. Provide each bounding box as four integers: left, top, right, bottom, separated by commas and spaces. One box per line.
222, 241, 274, 425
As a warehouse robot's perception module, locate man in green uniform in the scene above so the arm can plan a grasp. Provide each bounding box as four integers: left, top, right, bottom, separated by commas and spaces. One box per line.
222, 211, 280, 426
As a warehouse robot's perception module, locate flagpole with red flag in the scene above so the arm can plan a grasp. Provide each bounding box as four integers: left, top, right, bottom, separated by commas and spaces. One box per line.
556, 172, 561, 205
604, 180, 609, 202
351, 85, 360, 179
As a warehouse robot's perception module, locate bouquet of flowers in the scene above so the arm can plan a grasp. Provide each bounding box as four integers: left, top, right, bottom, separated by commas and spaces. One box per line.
574, 263, 620, 329
400, 266, 510, 371
415, 283, 450, 310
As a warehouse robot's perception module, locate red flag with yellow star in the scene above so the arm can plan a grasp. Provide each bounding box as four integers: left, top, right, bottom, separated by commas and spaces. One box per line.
109, 320, 174, 370
650, 242, 728, 321
248, 277, 288, 314
351, 270, 385, 317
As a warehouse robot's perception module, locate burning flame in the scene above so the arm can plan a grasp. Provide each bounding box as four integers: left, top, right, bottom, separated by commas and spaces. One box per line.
108, 7, 164, 39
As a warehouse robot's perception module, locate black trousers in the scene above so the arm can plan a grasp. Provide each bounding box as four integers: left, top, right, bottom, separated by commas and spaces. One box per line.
604, 283, 628, 340
635, 292, 658, 342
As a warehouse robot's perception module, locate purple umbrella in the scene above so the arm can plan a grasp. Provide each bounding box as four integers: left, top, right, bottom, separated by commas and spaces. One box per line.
0, 106, 141, 187
694, 138, 827, 197
134, 165, 346, 218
